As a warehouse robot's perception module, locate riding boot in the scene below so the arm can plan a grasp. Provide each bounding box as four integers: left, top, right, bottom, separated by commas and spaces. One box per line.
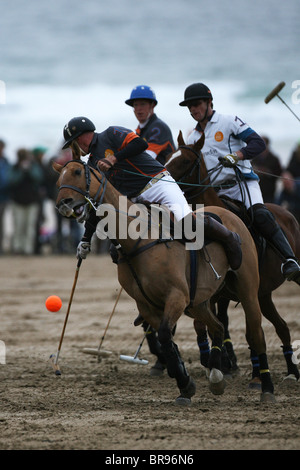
203, 215, 242, 270
268, 228, 300, 283
250, 203, 300, 284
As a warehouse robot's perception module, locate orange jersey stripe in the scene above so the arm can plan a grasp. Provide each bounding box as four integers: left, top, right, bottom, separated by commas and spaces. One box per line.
117, 131, 139, 152
146, 141, 172, 155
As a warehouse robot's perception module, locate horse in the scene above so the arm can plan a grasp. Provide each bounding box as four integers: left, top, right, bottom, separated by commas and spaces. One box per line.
53, 157, 275, 403
165, 131, 300, 385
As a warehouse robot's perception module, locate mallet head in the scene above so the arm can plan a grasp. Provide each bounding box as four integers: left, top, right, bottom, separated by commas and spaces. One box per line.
264, 81, 286, 104
119, 354, 149, 365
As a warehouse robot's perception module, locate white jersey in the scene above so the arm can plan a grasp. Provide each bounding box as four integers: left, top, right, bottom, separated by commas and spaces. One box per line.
187, 111, 259, 186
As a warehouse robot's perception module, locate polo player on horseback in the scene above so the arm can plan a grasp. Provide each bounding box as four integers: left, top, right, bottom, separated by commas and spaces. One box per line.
179, 82, 300, 284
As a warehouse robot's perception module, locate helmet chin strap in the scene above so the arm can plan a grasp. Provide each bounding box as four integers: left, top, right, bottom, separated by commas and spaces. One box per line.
78, 146, 87, 156
191, 101, 211, 129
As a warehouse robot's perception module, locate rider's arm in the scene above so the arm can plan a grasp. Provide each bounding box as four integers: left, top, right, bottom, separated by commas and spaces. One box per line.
237, 130, 266, 160
114, 134, 148, 162
82, 209, 98, 242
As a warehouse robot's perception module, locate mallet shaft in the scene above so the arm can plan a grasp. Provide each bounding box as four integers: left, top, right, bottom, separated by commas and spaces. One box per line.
98, 287, 123, 353
51, 258, 82, 374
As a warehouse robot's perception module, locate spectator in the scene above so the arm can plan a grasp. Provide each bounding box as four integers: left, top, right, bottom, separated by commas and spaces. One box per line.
8, 148, 44, 255
278, 142, 300, 223
0, 140, 11, 253
252, 136, 283, 203
32, 146, 48, 254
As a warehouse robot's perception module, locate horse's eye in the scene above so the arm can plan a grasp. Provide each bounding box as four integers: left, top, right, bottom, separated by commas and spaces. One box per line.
75, 169, 81, 176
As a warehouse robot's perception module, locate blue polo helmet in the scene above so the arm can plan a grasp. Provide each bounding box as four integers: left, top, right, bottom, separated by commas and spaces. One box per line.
125, 85, 158, 107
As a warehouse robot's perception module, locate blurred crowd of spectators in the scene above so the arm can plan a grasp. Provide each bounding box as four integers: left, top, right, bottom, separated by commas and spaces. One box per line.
0, 140, 87, 256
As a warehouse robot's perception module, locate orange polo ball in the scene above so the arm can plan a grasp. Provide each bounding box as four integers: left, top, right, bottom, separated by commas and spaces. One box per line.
45, 295, 62, 312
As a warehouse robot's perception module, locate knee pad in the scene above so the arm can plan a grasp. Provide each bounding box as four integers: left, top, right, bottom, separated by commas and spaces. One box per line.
249, 204, 278, 238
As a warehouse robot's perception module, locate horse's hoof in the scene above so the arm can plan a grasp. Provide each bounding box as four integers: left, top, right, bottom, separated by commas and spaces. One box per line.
179, 377, 196, 399
260, 392, 276, 403
150, 364, 165, 377
209, 368, 226, 395
248, 377, 262, 390
283, 374, 298, 382
175, 396, 192, 406
279, 374, 299, 389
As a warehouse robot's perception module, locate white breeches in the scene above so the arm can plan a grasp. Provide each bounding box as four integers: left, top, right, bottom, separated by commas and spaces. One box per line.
132, 173, 192, 221
218, 179, 264, 209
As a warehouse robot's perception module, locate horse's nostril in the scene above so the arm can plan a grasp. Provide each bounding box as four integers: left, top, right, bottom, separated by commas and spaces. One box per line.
60, 198, 73, 206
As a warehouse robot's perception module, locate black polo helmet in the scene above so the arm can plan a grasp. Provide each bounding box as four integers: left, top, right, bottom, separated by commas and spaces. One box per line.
179, 83, 213, 106
62, 117, 96, 149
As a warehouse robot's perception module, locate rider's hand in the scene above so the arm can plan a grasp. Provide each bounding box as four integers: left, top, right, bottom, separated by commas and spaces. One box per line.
77, 240, 91, 259
97, 154, 117, 172
218, 153, 239, 168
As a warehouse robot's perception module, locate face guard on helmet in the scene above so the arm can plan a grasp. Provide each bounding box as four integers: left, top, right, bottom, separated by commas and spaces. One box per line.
125, 85, 158, 107
62, 117, 96, 149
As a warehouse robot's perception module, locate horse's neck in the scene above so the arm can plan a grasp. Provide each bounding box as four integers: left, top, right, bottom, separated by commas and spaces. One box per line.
203, 188, 224, 208
188, 160, 224, 209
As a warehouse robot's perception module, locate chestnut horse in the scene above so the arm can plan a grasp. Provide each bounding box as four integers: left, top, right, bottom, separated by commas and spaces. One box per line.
165, 131, 300, 384
53, 158, 275, 403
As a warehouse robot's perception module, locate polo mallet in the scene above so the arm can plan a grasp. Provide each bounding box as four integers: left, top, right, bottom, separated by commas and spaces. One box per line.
265, 81, 300, 123
119, 324, 150, 365
81, 287, 123, 360
49, 258, 82, 375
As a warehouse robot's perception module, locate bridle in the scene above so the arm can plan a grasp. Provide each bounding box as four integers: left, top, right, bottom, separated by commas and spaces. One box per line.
176, 145, 212, 200
57, 160, 107, 210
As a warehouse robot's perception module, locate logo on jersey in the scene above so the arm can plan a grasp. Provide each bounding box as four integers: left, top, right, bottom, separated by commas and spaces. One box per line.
105, 149, 114, 158
214, 131, 223, 142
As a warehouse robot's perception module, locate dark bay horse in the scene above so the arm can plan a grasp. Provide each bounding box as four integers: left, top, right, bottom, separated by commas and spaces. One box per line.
53, 158, 275, 403
165, 131, 300, 384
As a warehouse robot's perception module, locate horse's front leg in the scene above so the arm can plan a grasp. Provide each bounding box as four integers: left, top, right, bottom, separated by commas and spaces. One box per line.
158, 309, 196, 406
194, 301, 226, 395
193, 318, 210, 372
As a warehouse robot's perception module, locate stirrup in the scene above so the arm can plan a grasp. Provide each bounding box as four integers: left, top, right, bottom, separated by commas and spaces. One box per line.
281, 258, 300, 282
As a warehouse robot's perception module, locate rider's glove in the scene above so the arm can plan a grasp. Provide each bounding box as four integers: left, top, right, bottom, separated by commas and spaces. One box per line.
77, 240, 91, 259
218, 153, 239, 168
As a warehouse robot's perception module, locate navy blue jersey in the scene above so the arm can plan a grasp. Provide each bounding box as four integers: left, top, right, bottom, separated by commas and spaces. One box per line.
88, 126, 165, 198
136, 114, 175, 165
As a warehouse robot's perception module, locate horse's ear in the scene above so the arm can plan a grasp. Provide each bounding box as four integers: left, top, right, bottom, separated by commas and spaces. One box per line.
52, 161, 63, 173
70, 141, 82, 160
177, 130, 185, 146
194, 133, 205, 152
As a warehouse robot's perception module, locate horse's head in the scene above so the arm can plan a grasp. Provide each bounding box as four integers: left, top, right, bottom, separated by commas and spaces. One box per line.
53, 160, 95, 223
165, 131, 205, 182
